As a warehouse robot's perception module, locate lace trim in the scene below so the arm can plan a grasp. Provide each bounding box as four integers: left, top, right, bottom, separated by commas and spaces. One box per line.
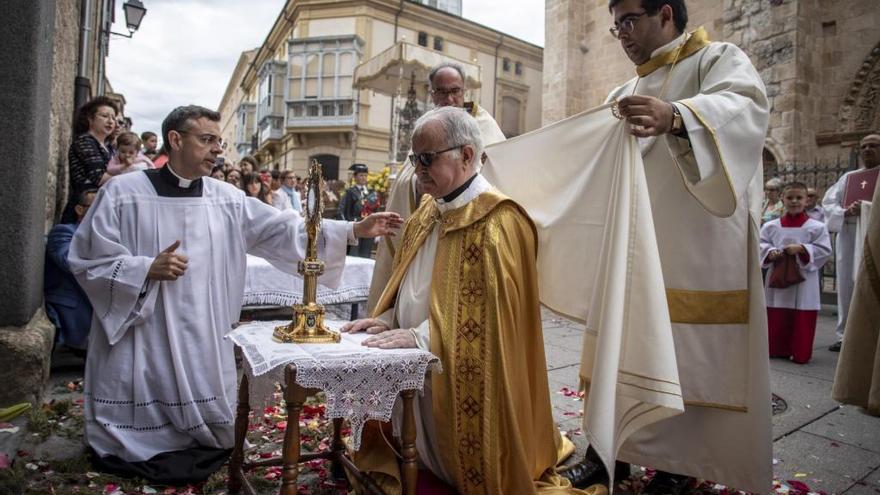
103, 260, 124, 319
87, 418, 230, 432
85, 393, 219, 408
241, 285, 369, 307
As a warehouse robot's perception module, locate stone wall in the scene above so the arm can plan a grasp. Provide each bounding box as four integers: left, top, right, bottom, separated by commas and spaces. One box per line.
47, 0, 82, 228
0, 0, 60, 407
0, 1, 56, 326
724, 0, 798, 162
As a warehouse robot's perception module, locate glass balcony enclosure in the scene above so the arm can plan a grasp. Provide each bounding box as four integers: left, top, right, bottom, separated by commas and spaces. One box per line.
257, 60, 287, 144
235, 101, 256, 156
286, 35, 363, 128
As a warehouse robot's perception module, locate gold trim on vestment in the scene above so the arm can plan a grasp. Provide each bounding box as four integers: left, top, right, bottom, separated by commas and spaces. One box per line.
666, 288, 749, 324
582, 374, 750, 413
580, 375, 682, 398
618, 370, 681, 387
684, 400, 748, 412
636, 27, 711, 77
675, 100, 739, 218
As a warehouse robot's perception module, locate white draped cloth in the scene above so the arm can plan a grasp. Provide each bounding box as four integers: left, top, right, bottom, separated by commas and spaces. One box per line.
484, 30, 772, 492
69, 173, 351, 462
243, 255, 375, 307
483, 105, 683, 488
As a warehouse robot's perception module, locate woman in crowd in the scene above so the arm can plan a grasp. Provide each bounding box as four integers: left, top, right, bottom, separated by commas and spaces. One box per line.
226, 168, 242, 188
210, 165, 226, 181
61, 96, 118, 223
762, 177, 784, 224
242, 172, 273, 205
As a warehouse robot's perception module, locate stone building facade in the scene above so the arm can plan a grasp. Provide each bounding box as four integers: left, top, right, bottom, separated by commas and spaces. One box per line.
0, 0, 125, 407
543, 0, 880, 169
218, 0, 544, 178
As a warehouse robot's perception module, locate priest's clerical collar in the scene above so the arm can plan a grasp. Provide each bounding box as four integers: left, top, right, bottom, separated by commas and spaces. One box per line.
436, 174, 490, 214
145, 162, 204, 197
165, 162, 198, 188
439, 173, 478, 204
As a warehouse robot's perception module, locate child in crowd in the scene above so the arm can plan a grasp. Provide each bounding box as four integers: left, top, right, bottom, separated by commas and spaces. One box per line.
106, 132, 154, 176
760, 181, 832, 364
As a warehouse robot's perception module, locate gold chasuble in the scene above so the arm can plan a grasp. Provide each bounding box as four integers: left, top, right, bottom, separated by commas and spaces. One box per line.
358, 191, 582, 494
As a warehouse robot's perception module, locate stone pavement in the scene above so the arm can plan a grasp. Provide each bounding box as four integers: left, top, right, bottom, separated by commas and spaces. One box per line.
543, 306, 880, 494
4, 304, 879, 494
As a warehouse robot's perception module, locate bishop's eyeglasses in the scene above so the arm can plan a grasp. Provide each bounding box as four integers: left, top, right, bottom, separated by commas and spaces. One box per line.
409, 145, 462, 167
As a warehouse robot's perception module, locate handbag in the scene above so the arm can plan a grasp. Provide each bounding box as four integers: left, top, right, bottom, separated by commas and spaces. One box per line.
768, 253, 805, 289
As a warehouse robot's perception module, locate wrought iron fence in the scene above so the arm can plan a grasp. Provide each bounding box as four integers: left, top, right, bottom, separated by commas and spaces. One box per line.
763, 159, 856, 300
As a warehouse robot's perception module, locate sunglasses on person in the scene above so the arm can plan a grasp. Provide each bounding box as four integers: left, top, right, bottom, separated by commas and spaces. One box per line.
409, 145, 461, 167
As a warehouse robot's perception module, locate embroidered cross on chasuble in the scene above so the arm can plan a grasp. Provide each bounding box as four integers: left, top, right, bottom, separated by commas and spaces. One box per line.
355, 192, 585, 494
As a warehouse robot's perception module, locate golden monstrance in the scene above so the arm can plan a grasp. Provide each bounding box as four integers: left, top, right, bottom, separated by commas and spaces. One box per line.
272, 160, 342, 344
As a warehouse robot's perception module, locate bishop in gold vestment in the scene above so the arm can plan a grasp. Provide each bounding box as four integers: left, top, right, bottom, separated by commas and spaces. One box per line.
344, 107, 581, 494
366, 62, 506, 313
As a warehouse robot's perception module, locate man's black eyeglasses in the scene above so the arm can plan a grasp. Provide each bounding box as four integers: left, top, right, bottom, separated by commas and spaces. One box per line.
409, 145, 462, 167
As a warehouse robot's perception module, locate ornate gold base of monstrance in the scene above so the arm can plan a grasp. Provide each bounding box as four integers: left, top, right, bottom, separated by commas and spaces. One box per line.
272, 160, 341, 344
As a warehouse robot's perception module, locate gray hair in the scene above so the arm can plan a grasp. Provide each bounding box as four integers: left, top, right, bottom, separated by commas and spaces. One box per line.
413, 106, 483, 168
428, 62, 465, 90
765, 177, 783, 189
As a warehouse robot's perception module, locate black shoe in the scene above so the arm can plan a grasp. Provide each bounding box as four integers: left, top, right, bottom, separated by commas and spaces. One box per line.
641, 471, 694, 495
559, 459, 631, 489
829, 342, 841, 352
559, 458, 608, 488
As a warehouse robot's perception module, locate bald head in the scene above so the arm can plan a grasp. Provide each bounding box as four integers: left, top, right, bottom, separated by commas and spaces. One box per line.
860, 133, 880, 169
429, 65, 466, 108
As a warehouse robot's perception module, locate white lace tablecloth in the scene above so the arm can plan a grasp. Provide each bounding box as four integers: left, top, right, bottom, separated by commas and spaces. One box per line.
242, 255, 375, 307
228, 320, 441, 450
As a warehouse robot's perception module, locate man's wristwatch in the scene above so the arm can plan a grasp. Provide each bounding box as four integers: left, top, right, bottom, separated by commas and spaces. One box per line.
670, 104, 684, 136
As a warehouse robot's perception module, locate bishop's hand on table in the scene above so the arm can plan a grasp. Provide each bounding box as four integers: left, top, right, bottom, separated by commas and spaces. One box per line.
340, 318, 417, 349
340, 318, 390, 334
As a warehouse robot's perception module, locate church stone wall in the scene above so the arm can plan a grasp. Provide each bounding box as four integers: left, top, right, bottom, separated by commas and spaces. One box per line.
47, 0, 82, 228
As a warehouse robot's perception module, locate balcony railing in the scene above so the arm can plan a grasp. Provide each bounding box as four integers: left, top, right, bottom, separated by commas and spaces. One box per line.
258, 116, 284, 144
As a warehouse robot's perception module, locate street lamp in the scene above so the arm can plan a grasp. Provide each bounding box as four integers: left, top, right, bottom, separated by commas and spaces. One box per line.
110, 0, 147, 38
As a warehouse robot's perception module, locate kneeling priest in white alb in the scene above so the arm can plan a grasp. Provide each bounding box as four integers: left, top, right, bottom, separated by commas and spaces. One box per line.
68, 105, 401, 484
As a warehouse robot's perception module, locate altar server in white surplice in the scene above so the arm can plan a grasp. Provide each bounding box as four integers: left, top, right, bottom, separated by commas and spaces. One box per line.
68, 106, 401, 485
761, 182, 832, 364
822, 133, 880, 352
562, 1, 772, 493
